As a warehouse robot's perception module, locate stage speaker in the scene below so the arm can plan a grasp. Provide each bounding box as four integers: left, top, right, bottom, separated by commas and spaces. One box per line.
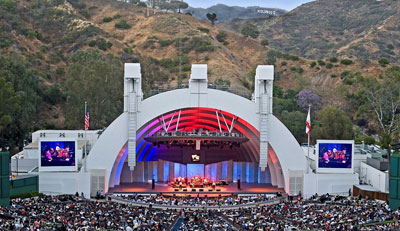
208, 189, 212, 192
174, 189, 179, 192
192, 189, 196, 192
216, 189, 221, 192
199, 189, 204, 192
237, 179, 240, 189
152, 179, 155, 190
183, 189, 187, 192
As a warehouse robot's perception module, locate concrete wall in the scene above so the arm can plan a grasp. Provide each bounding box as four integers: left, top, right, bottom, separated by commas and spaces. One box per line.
360, 162, 388, 192
303, 173, 359, 197
39, 172, 91, 198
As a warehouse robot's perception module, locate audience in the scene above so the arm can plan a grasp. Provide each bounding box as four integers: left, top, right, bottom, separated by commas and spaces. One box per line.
1, 193, 399, 230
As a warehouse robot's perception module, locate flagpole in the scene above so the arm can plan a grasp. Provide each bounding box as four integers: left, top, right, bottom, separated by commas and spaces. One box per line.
84, 101, 87, 172
307, 104, 310, 174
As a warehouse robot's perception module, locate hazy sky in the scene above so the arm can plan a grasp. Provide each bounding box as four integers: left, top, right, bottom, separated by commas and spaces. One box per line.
185, 0, 314, 11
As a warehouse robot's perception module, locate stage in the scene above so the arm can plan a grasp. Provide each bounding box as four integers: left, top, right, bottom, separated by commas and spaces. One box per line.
109, 182, 284, 196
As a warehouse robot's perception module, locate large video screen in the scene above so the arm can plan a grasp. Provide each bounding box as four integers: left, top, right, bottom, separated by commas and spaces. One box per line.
318, 142, 352, 169
40, 141, 76, 167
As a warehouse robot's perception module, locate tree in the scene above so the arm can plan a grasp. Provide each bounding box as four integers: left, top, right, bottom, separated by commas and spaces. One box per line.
0, 77, 21, 133
64, 50, 124, 129
206, 13, 217, 26
357, 66, 400, 165
240, 24, 260, 39
312, 106, 353, 140
261, 39, 269, 47
0, 54, 42, 152
281, 110, 307, 142
171, 0, 188, 13
296, 89, 321, 111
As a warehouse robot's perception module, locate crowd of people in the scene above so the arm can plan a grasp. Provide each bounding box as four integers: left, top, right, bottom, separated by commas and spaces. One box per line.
115, 194, 278, 208
1, 193, 400, 230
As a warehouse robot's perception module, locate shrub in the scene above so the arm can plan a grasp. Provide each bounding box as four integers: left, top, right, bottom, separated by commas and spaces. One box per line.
341, 70, 350, 79
331, 74, 337, 78
103, 17, 113, 22
198, 27, 209, 33
378, 58, 389, 67
113, 13, 122, 19
341, 59, 353, 65
138, 2, 147, 7
27, 30, 38, 39
223, 41, 229, 46
261, 39, 269, 47
88, 40, 96, 47
160, 39, 173, 47
216, 31, 227, 43
310, 61, 316, 68
123, 47, 133, 54
204, 55, 209, 61
79, 9, 90, 19
56, 66, 65, 76
329, 57, 338, 63
281, 61, 287, 66
326, 63, 333, 69
115, 20, 131, 29
289, 55, 299, 61
96, 38, 108, 51
317, 59, 325, 66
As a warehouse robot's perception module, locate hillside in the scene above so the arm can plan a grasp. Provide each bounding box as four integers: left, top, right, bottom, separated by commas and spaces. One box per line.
183, 4, 286, 23
222, 0, 400, 63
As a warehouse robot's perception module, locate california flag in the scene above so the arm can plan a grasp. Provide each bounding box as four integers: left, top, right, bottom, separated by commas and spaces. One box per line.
306, 107, 311, 135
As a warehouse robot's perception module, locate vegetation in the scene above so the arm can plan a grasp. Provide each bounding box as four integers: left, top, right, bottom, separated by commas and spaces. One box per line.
341, 59, 353, 65
206, 13, 217, 25
115, 20, 131, 29
261, 39, 269, 47
240, 24, 260, 39
103, 17, 113, 23
378, 58, 390, 67
216, 31, 227, 43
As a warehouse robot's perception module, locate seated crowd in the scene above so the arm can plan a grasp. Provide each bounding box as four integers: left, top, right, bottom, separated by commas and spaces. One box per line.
116, 194, 277, 208
0, 193, 399, 230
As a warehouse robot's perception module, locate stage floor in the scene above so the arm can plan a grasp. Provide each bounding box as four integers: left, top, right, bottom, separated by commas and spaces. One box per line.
109, 182, 284, 195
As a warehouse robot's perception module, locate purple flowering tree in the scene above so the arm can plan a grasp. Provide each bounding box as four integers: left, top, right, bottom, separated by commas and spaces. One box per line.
296, 89, 321, 111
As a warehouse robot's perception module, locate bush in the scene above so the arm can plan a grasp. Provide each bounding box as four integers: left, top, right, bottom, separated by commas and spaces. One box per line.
159, 39, 173, 47
138, 2, 147, 7
10, 192, 44, 199
341, 59, 353, 65
79, 9, 90, 19
289, 55, 299, 61
204, 55, 209, 61
95, 38, 107, 51
103, 17, 113, 23
113, 13, 122, 19
216, 31, 227, 43
326, 63, 333, 69
329, 57, 338, 63
317, 59, 325, 66
88, 40, 96, 47
115, 20, 131, 29
123, 47, 133, 54
341, 70, 350, 79
378, 58, 389, 67
281, 61, 287, 66
56, 66, 65, 77
198, 27, 209, 33
331, 74, 337, 78
310, 61, 316, 68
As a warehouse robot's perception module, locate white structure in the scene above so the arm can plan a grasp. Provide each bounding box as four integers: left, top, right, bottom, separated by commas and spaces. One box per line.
15, 64, 359, 197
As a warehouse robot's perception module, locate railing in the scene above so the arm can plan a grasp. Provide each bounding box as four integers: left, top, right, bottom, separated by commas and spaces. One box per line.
109, 195, 284, 210
143, 84, 252, 100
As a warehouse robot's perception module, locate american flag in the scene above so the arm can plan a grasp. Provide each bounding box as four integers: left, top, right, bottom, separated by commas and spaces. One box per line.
85, 104, 90, 130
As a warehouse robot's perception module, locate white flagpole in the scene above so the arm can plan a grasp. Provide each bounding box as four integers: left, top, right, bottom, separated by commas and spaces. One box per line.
307, 104, 311, 174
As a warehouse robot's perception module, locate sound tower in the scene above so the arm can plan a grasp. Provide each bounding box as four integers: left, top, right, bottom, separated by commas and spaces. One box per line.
237, 179, 240, 189
152, 179, 155, 190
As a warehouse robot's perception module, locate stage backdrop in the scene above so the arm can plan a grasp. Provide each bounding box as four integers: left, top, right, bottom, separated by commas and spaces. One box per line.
187, 164, 205, 179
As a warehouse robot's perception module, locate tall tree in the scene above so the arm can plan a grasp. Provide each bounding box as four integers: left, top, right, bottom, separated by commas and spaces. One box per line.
312, 106, 353, 141
0, 54, 41, 152
357, 66, 400, 163
171, 0, 188, 13
0, 77, 21, 133
296, 89, 321, 112
206, 13, 217, 26
64, 50, 123, 129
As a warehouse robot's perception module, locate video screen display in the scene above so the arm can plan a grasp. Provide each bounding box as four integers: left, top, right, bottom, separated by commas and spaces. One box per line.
318, 143, 352, 169
40, 141, 76, 167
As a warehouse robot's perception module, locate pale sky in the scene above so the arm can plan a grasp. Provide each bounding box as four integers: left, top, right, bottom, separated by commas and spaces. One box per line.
185, 0, 314, 11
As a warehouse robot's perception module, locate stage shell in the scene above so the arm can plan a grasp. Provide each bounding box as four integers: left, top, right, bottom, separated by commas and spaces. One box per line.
85, 64, 306, 194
